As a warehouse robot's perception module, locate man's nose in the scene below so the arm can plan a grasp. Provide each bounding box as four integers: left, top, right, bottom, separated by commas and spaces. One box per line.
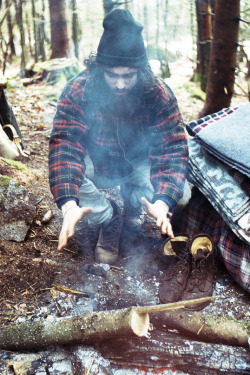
116, 77, 125, 90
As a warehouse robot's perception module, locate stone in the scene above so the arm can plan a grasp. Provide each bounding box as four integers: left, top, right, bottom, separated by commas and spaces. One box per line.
0, 176, 42, 242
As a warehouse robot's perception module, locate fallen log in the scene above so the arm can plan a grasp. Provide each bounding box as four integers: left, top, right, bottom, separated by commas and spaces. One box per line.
152, 309, 250, 348
0, 297, 215, 351
0, 308, 149, 351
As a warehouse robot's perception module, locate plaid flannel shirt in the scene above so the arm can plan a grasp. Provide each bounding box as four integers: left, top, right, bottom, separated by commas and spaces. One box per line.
49, 70, 188, 209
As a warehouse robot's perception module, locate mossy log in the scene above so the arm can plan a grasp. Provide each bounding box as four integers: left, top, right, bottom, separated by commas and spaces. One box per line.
0, 307, 149, 351
0, 296, 248, 352
0, 297, 214, 351
152, 309, 250, 348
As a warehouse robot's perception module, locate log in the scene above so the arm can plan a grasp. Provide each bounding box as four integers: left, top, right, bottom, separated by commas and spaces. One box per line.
99, 330, 250, 375
0, 307, 149, 351
0, 297, 215, 351
0, 296, 248, 353
152, 310, 250, 348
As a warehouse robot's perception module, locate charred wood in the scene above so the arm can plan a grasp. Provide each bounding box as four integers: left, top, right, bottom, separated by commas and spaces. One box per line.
99, 330, 250, 375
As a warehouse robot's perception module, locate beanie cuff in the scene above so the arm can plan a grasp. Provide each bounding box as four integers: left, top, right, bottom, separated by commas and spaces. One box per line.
96, 51, 148, 67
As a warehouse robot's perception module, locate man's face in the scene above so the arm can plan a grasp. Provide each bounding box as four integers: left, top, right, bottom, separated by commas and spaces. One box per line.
104, 66, 138, 96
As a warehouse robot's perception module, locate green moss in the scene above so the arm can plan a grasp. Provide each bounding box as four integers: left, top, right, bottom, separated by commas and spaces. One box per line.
0, 175, 21, 189
183, 82, 206, 101
206, 315, 250, 334
0, 175, 12, 186
0, 157, 31, 172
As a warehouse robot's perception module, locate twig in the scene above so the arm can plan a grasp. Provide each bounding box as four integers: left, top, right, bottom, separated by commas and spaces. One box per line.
52, 284, 89, 298
85, 352, 97, 375
63, 248, 76, 254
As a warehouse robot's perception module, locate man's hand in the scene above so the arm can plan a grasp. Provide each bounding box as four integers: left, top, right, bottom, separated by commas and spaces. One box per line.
141, 197, 174, 237
58, 201, 92, 251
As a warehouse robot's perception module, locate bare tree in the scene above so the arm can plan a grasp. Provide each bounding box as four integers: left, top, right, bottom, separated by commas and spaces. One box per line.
14, 0, 27, 68
49, 0, 70, 59
4, 0, 15, 58
70, 0, 81, 59
201, 0, 240, 116
38, 0, 46, 61
31, 0, 39, 61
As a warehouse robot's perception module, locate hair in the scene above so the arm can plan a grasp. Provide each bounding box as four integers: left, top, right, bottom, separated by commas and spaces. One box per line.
84, 52, 158, 94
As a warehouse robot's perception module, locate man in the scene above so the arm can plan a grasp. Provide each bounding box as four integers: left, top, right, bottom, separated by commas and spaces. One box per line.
49, 9, 189, 265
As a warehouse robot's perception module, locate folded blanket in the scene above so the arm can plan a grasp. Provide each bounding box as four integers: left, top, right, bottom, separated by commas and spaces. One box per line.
187, 103, 250, 178
188, 139, 250, 245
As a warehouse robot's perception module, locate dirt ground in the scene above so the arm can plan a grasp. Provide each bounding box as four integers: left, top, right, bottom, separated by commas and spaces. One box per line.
0, 60, 249, 374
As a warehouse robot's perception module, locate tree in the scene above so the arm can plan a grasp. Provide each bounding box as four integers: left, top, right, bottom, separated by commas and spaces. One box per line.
70, 0, 81, 59
15, 0, 27, 68
194, 0, 214, 92
48, 0, 70, 59
37, 0, 46, 61
5, 0, 16, 59
200, 0, 240, 116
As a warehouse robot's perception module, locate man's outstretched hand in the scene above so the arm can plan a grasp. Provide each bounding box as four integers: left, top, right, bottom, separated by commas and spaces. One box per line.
58, 201, 92, 251
141, 197, 174, 238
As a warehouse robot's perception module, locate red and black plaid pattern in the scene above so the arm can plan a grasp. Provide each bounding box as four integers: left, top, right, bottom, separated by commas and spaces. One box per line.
173, 188, 250, 293
49, 70, 188, 208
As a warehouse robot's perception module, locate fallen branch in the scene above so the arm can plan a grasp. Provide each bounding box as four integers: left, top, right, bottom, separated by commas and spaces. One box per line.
0, 307, 150, 351
0, 297, 215, 351
0, 296, 248, 352
152, 309, 250, 348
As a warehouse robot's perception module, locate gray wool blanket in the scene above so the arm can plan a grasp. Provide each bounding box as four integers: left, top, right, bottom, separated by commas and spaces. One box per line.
188, 139, 250, 245
187, 103, 250, 178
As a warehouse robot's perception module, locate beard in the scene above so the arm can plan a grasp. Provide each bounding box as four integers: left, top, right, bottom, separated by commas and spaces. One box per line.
98, 78, 144, 121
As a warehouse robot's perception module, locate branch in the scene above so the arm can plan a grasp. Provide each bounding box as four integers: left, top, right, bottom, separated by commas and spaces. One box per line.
0, 0, 13, 28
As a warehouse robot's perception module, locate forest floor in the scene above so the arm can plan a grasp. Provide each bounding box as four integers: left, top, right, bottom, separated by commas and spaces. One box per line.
0, 58, 249, 375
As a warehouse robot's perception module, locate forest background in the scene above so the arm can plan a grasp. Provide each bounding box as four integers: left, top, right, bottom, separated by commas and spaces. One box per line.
0, 0, 249, 117
0, 2, 249, 373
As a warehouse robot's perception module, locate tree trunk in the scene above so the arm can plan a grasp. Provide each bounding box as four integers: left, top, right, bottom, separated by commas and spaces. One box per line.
49, 0, 70, 59
200, 0, 240, 116
161, 0, 171, 79
143, 1, 148, 47
194, 0, 213, 91
31, 0, 38, 62
16, 0, 27, 68
70, 0, 81, 59
38, 0, 46, 61
5, 0, 16, 58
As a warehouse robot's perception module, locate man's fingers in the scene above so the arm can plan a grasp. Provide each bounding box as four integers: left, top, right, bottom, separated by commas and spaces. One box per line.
58, 225, 75, 251
57, 206, 92, 252
161, 220, 174, 238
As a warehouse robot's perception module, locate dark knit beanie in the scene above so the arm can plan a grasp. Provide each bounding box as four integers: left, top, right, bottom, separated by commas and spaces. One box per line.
96, 9, 148, 67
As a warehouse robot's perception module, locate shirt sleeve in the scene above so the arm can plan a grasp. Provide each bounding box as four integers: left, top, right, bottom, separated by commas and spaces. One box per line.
49, 77, 89, 208
149, 81, 188, 210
